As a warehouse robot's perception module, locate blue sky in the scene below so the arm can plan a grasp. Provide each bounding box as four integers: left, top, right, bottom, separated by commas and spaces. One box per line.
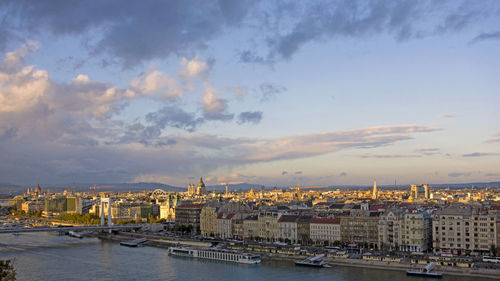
0, 0, 499, 187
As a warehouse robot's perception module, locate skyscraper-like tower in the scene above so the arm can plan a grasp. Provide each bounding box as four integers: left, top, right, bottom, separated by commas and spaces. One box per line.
372, 180, 378, 200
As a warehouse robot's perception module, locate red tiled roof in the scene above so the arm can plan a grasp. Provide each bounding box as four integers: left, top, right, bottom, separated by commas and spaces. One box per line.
278, 215, 298, 222
217, 212, 236, 219
310, 218, 340, 224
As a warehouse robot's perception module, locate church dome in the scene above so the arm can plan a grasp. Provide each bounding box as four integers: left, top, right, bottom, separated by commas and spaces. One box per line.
198, 177, 205, 188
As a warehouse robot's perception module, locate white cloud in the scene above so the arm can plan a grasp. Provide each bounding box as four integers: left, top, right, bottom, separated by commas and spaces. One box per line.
180, 57, 211, 80
129, 70, 183, 99
203, 85, 225, 113
439, 113, 456, 118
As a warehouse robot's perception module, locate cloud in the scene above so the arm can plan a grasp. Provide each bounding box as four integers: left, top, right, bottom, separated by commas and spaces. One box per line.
360, 154, 421, 158
242, 1, 500, 62
0, 1, 257, 67
145, 106, 205, 133
180, 57, 214, 82
129, 70, 183, 100
237, 111, 263, 124
259, 83, 287, 102
439, 113, 455, 118
202, 85, 234, 120
485, 173, 500, 177
239, 124, 440, 162
414, 148, 441, 155
448, 171, 479, 177
281, 171, 288, 176
339, 172, 347, 177
214, 173, 256, 185
223, 85, 247, 100
1, 1, 498, 67
486, 133, 500, 144
295, 171, 302, 175
470, 30, 500, 44
462, 152, 499, 157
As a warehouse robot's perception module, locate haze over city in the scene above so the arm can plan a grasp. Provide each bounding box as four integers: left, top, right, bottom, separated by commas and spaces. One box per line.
0, 0, 499, 187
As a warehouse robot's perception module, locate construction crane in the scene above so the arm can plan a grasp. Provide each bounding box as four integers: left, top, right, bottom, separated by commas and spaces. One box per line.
289, 184, 329, 197
88, 184, 114, 191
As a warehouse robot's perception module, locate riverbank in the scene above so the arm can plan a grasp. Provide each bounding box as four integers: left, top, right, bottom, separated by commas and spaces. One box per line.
97, 232, 500, 280
325, 257, 500, 279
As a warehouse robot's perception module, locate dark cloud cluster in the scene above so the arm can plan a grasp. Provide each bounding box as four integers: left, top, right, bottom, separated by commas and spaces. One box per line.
462, 152, 498, 157
0, 0, 256, 67
240, 0, 500, 63
237, 111, 263, 124
259, 83, 287, 102
2, 0, 495, 67
146, 106, 204, 133
470, 30, 500, 44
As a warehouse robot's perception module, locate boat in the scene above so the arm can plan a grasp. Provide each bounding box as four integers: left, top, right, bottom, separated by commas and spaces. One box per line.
406, 262, 443, 278
168, 246, 261, 264
120, 238, 148, 247
68, 231, 83, 239
295, 254, 330, 267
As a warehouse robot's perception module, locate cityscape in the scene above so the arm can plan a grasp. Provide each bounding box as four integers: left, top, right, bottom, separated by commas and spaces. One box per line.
1, 1, 500, 281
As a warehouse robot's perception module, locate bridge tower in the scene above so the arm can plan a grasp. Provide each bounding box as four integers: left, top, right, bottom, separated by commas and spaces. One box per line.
100, 198, 113, 228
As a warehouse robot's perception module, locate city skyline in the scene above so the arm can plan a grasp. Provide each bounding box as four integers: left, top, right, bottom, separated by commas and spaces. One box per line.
0, 1, 499, 186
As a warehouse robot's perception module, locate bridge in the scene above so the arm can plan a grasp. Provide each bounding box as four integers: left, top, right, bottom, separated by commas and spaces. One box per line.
0, 225, 142, 234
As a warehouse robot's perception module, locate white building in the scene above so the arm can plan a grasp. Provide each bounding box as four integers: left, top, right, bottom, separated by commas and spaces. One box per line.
217, 212, 235, 239
400, 212, 431, 252
310, 218, 341, 245
432, 206, 497, 255
277, 215, 298, 243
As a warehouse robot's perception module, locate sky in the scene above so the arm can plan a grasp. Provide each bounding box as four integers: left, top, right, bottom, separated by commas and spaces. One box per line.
0, 0, 499, 187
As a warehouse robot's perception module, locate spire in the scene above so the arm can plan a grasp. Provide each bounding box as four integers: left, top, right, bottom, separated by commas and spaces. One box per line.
372, 180, 378, 200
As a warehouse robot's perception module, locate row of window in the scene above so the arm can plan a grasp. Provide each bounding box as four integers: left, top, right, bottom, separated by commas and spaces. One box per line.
199, 251, 241, 261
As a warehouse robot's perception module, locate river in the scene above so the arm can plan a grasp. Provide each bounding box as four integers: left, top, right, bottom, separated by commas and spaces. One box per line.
0, 232, 494, 281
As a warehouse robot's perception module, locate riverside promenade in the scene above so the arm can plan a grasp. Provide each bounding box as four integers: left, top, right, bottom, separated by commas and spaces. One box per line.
97, 231, 500, 279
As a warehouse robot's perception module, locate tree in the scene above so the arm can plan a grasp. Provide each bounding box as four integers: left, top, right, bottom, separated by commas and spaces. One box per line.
0, 260, 16, 281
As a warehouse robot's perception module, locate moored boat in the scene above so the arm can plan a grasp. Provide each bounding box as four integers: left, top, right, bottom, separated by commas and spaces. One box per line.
168, 246, 261, 264
295, 254, 330, 267
406, 262, 443, 278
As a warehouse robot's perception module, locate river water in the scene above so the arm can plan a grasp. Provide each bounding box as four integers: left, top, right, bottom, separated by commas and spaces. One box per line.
0, 232, 493, 281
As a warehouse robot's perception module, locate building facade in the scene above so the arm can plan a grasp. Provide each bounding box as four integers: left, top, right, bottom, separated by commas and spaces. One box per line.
310, 217, 341, 245
341, 213, 380, 249
175, 203, 205, 233
432, 206, 497, 255
400, 212, 431, 252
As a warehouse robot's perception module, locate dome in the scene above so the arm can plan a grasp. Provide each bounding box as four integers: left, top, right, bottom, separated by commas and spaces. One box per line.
198, 177, 205, 188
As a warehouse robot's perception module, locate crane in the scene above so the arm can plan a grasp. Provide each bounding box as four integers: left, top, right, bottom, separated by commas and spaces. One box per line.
289, 184, 329, 197
88, 184, 114, 191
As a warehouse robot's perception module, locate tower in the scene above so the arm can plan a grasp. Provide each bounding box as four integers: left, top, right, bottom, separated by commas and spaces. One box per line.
372, 180, 378, 200
424, 184, 429, 199
196, 177, 206, 195
100, 198, 113, 228
225, 183, 229, 196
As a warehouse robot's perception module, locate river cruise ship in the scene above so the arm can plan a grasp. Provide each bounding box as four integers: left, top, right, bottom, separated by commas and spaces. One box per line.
168, 246, 261, 264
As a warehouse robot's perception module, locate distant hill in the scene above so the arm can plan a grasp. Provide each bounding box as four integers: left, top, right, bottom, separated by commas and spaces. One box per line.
0, 183, 25, 197
0, 182, 185, 195
207, 183, 266, 191
1, 181, 498, 197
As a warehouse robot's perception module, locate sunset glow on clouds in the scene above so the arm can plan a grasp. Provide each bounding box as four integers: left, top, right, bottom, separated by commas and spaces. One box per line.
0, 0, 499, 186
